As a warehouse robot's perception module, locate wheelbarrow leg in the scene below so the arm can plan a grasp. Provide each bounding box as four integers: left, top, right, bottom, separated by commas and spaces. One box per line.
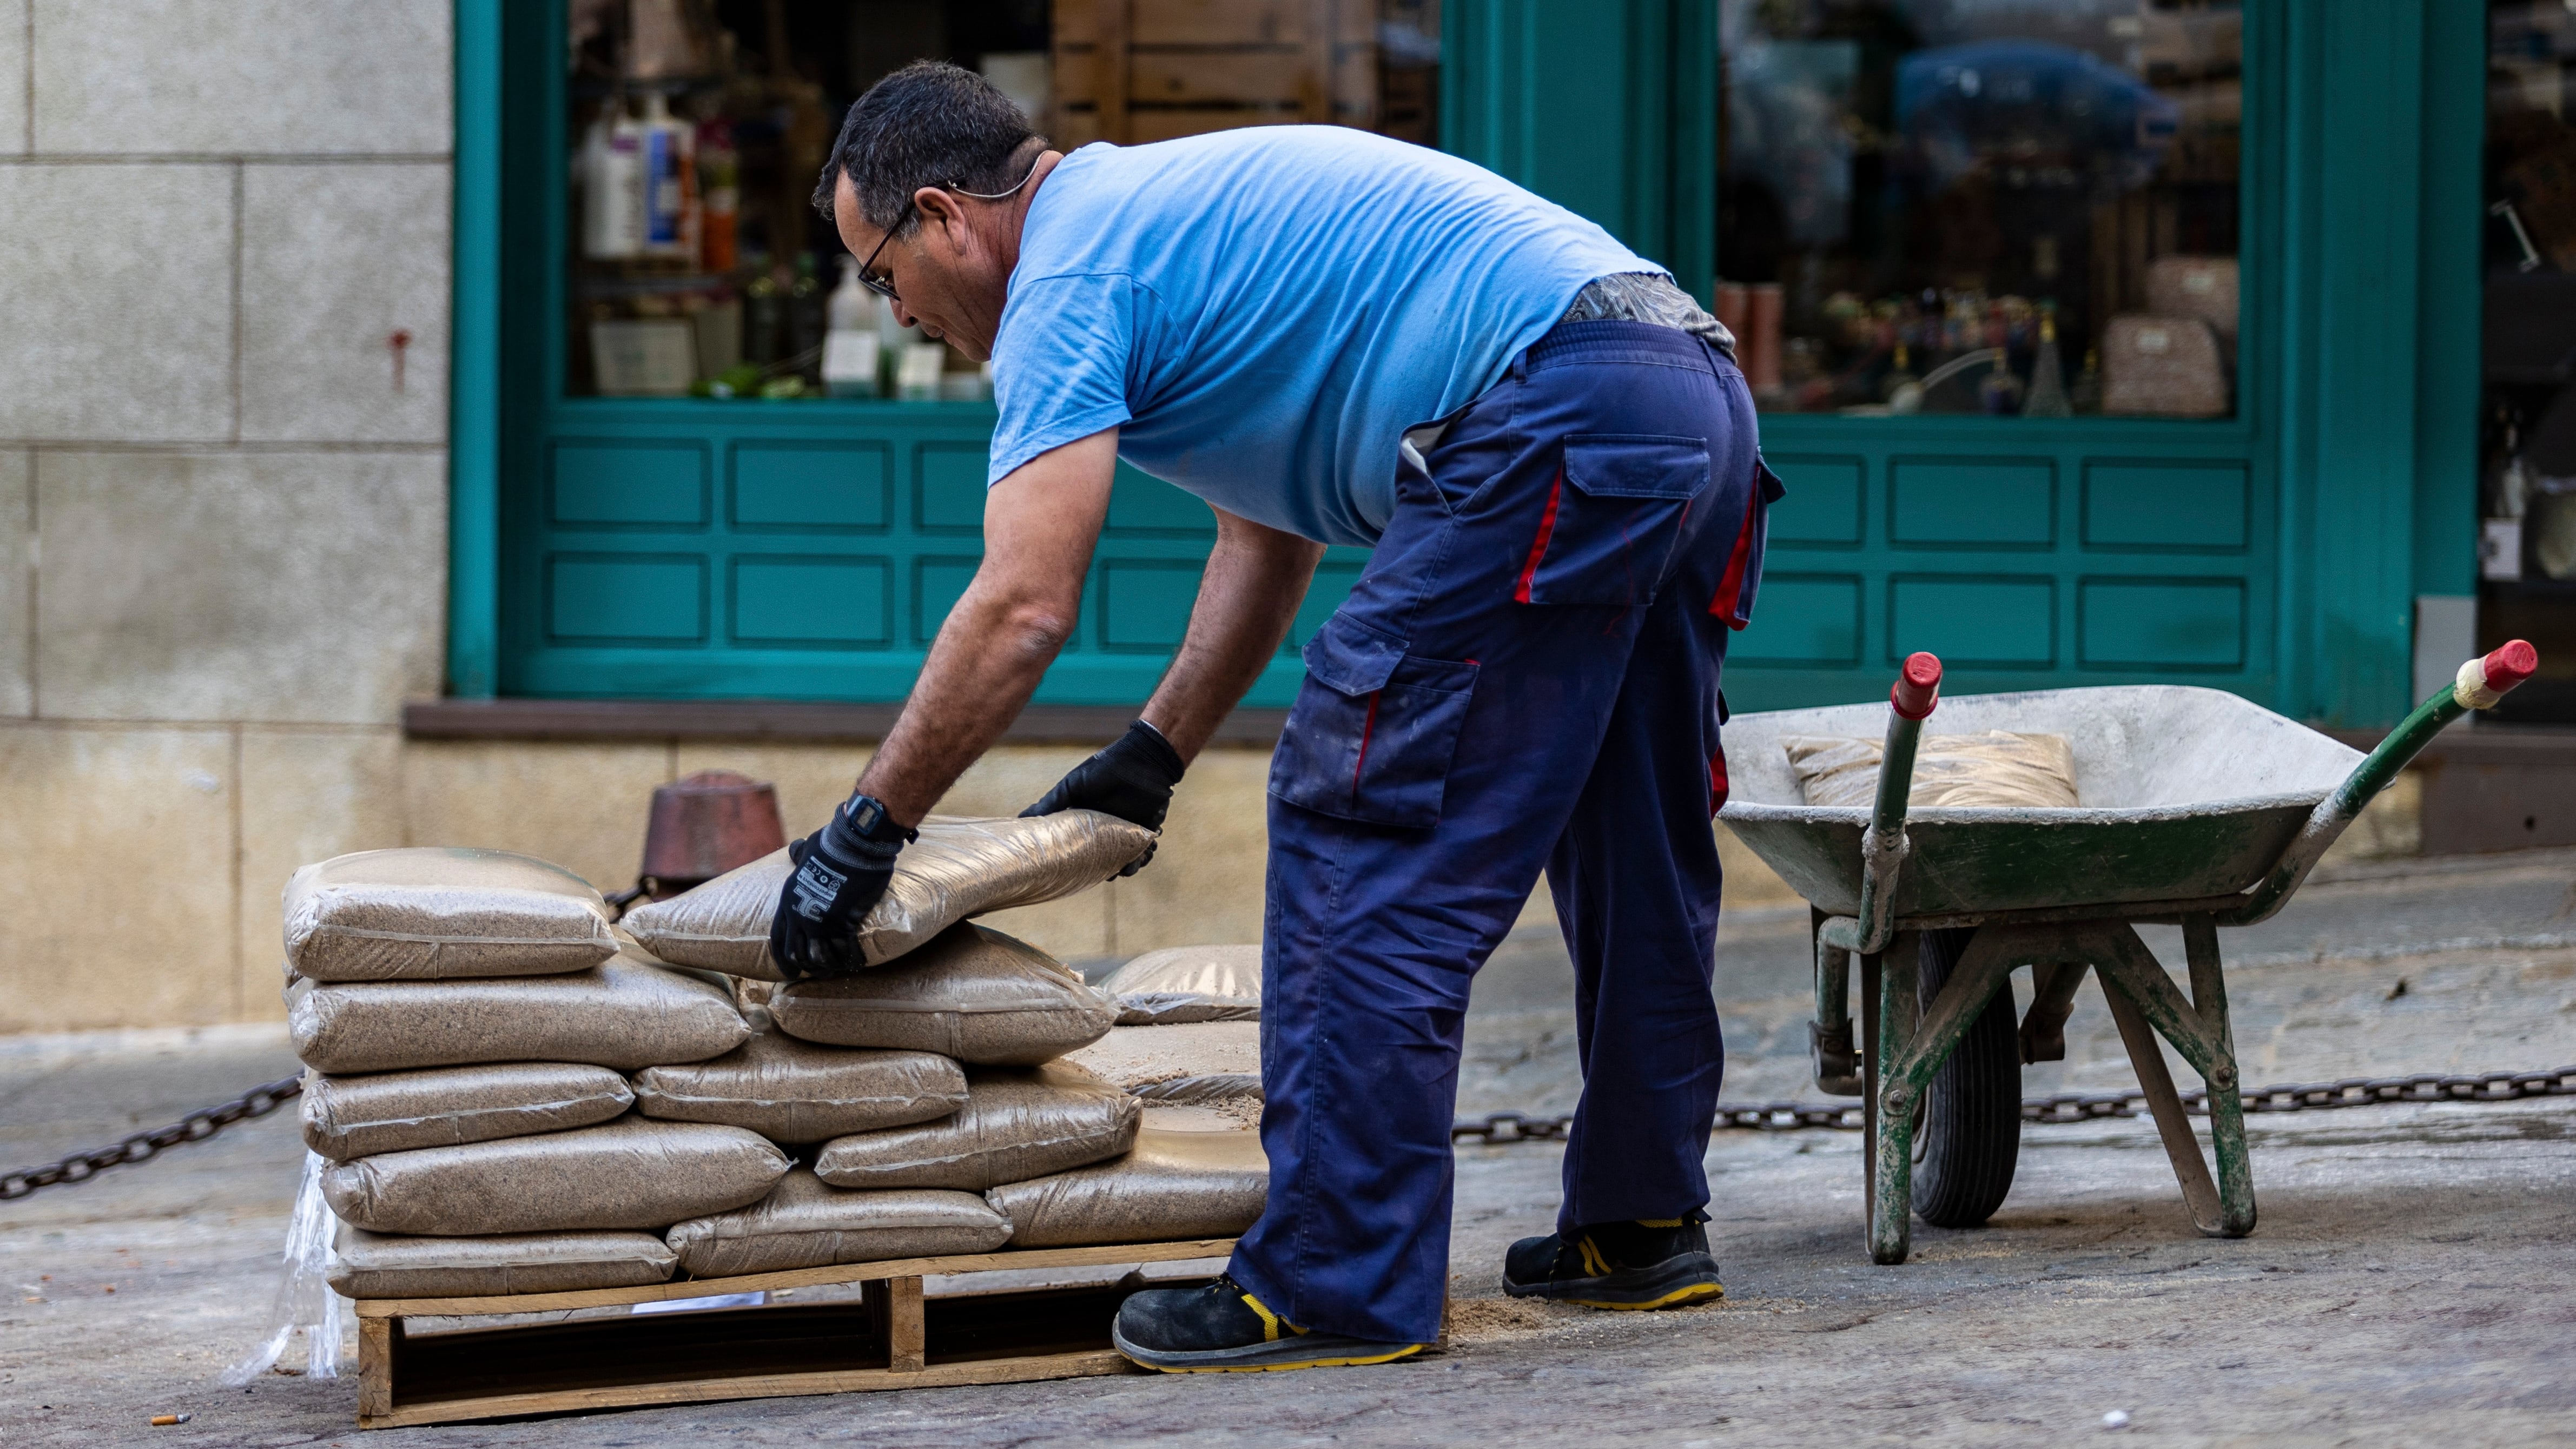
2090, 918, 2255, 1238
2185, 915, 2255, 1235
1867, 931, 1919, 1265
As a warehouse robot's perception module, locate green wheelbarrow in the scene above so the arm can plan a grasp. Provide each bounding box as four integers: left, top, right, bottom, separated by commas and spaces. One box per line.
1716, 642, 2542, 1263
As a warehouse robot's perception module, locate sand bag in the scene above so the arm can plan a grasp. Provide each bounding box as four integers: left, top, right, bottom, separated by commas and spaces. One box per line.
301, 1062, 635, 1161
1067, 1021, 1261, 1102
985, 1128, 1267, 1249
1784, 731, 2080, 810
631, 1033, 968, 1142
1098, 944, 1261, 1024
622, 812, 1156, 978
327, 1223, 675, 1299
282, 848, 618, 981
770, 923, 1115, 1066
813, 1063, 1139, 1192
321, 1117, 788, 1236
663, 1172, 1010, 1278
288, 952, 751, 1074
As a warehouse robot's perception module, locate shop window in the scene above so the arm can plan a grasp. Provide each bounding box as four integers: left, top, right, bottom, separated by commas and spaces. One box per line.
563, 0, 1440, 402
1717, 0, 2242, 419
2480, 0, 2576, 722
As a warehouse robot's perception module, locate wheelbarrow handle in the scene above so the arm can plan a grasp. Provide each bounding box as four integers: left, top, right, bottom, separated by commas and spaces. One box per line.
1857, 652, 1943, 953
2223, 641, 2540, 926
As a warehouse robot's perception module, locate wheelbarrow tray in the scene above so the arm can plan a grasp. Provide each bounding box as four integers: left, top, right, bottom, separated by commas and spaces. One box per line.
1718, 686, 2364, 918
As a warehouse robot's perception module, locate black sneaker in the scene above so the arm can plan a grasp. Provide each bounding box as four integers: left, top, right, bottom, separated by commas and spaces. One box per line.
1110, 1275, 1428, 1373
1500, 1213, 1725, 1310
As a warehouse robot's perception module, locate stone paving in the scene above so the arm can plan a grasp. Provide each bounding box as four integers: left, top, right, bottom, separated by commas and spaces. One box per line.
4, 848, 2573, 1446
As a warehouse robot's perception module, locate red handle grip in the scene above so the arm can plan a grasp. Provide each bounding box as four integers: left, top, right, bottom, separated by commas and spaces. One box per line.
1891, 651, 1942, 720
2483, 640, 2538, 693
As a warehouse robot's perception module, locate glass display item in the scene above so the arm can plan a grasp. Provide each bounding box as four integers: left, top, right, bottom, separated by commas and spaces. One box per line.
565, 0, 1442, 400
1719, 0, 2243, 418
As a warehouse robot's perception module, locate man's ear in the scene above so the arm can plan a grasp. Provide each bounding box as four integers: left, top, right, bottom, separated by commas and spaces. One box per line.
914, 187, 968, 251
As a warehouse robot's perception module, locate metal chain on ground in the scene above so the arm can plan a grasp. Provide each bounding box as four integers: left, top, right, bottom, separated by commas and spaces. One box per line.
1, 1074, 303, 1200
11, 1066, 2572, 1190
1451, 1066, 2576, 1144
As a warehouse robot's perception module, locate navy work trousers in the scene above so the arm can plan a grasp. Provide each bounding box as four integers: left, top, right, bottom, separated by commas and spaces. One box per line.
1228, 321, 1778, 1344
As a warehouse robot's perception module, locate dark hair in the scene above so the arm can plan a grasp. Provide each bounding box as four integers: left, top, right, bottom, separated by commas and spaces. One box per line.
813, 61, 1039, 234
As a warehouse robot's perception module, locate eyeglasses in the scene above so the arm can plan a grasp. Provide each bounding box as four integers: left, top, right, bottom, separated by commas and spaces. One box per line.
848, 154, 1045, 306
853, 197, 913, 303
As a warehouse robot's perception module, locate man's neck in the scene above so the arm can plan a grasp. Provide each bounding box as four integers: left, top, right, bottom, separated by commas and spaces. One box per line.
996, 143, 1066, 279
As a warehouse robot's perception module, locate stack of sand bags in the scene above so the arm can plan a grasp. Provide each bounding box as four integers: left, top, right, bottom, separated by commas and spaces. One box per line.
615, 813, 1270, 1261
285, 813, 1257, 1300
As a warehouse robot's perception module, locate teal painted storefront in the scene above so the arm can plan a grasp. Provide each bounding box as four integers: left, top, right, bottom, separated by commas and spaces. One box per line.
448, 1, 2483, 730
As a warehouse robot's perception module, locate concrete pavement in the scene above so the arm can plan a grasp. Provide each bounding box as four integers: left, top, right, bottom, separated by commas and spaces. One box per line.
4, 847, 2573, 1446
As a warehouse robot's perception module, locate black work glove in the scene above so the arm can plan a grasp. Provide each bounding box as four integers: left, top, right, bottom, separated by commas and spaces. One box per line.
768, 793, 913, 980
1019, 718, 1185, 876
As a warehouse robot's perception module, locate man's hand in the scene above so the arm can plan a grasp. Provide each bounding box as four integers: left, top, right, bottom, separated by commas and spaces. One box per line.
768, 794, 912, 979
1021, 719, 1187, 875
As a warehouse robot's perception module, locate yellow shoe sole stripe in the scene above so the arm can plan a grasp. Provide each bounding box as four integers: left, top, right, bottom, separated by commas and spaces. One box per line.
1563, 1281, 1725, 1312
1124, 1343, 1428, 1374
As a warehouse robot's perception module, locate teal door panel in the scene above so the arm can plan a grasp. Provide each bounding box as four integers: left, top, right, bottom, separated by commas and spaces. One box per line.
546, 554, 706, 645
1107, 462, 1218, 534
914, 443, 989, 533
730, 557, 892, 649
910, 557, 981, 648
1762, 455, 1864, 546
549, 442, 707, 528
2081, 462, 2251, 551
1890, 577, 2057, 669
1098, 560, 1205, 652
1733, 575, 1863, 665
1718, 415, 2277, 711
731, 443, 892, 532
2079, 579, 2248, 670
1890, 459, 2055, 548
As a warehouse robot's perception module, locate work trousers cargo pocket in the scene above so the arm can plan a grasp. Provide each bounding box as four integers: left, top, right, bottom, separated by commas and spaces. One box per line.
1270, 616, 1479, 830
1515, 434, 1711, 606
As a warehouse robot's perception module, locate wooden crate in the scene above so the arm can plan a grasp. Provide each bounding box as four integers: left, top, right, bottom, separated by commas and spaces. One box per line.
351, 1238, 1237, 1430
1052, 0, 1379, 146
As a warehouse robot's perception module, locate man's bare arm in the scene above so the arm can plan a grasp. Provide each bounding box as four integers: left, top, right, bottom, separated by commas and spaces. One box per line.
1140, 506, 1327, 762
855, 429, 1119, 825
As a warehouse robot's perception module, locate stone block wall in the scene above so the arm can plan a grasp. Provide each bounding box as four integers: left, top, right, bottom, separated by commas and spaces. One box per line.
0, 1, 456, 1031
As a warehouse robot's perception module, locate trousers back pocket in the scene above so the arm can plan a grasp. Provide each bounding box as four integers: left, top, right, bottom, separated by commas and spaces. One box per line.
1514, 434, 1710, 607
1270, 615, 1479, 830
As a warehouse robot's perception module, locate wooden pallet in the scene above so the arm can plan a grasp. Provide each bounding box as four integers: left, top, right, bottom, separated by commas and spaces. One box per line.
351, 1238, 1237, 1430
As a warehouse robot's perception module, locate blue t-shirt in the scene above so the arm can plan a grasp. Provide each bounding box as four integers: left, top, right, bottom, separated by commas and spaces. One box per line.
986, 127, 1654, 547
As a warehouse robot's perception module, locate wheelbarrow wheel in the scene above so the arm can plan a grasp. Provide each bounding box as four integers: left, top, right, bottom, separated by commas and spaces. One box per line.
1911, 927, 2022, 1229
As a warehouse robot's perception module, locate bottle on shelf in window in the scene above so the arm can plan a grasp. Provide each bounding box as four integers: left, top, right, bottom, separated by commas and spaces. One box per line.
2023, 309, 2072, 419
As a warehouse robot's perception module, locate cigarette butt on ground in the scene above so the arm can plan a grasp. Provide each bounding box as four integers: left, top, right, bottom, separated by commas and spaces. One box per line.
150, 1412, 192, 1426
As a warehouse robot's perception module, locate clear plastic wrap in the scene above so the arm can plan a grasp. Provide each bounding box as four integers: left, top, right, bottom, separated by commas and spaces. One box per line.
812, 1062, 1139, 1192
622, 811, 1157, 978
222, 1150, 351, 1383
281, 847, 619, 981
327, 1222, 677, 1299
984, 1128, 1267, 1249
663, 1172, 1011, 1277
631, 1032, 968, 1142
320, 1117, 789, 1235
288, 951, 750, 1074
770, 923, 1115, 1066
302, 1062, 636, 1161
1784, 730, 2081, 810
1098, 944, 1262, 1024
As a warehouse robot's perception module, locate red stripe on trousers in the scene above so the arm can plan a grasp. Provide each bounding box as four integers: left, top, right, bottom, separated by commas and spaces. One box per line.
1351, 689, 1382, 802
1706, 482, 1761, 626
1513, 467, 1566, 604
